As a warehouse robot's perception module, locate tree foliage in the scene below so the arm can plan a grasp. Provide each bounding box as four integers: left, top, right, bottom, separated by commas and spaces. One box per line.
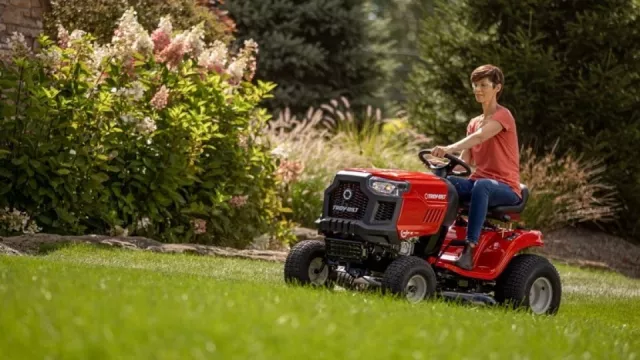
366, 0, 432, 107
407, 0, 640, 239
220, 0, 387, 115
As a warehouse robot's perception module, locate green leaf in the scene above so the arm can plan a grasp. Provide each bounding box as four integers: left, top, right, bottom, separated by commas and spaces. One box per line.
37, 214, 53, 225
0, 168, 13, 178
91, 172, 110, 183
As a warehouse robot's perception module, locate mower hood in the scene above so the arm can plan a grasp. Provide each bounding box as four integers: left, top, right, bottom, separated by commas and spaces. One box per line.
342, 168, 438, 182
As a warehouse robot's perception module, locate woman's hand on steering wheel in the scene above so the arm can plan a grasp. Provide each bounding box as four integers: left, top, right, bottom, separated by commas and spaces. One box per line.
418, 148, 472, 177
430, 145, 452, 159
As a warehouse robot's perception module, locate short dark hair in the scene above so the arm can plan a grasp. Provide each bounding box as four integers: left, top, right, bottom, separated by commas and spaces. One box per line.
470, 64, 504, 99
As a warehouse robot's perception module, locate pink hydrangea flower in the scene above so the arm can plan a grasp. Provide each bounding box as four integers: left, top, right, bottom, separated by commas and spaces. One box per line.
150, 85, 169, 110
156, 34, 187, 70
229, 195, 248, 208
57, 24, 70, 49
192, 218, 207, 234
151, 30, 171, 54
151, 16, 172, 53
197, 40, 228, 74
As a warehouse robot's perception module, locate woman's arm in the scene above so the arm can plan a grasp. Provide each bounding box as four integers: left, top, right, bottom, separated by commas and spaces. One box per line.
460, 149, 473, 166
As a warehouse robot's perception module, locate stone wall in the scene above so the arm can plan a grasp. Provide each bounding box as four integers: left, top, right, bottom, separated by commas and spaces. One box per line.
0, 0, 49, 54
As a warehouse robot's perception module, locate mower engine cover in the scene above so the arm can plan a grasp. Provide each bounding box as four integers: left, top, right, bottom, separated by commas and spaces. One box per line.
316, 168, 459, 247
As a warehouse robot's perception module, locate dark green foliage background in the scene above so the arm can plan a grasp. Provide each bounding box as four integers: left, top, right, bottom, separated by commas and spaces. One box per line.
221, 0, 387, 115
407, 0, 640, 240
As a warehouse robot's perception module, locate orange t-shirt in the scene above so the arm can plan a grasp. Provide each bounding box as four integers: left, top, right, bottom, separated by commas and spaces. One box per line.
467, 105, 522, 199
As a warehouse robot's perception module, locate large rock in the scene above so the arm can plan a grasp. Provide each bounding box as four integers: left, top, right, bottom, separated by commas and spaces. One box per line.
0, 233, 288, 263
148, 243, 287, 262
0, 233, 162, 255
247, 227, 323, 251
0, 243, 22, 256
293, 227, 324, 242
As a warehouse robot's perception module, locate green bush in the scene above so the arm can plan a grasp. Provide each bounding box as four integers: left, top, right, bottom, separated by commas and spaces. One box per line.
0, 10, 289, 247
43, 0, 235, 46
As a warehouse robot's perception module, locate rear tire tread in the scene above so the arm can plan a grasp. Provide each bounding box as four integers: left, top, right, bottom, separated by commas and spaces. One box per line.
495, 254, 562, 314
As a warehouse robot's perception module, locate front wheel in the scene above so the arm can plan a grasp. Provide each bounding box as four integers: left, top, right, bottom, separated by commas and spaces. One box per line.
382, 256, 437, 303
284, 240, 333, 286
494, 254, 562, 315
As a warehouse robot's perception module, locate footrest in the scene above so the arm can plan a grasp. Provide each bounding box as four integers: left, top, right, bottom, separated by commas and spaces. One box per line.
448, 240, 467, 246
440, 253, 460, 262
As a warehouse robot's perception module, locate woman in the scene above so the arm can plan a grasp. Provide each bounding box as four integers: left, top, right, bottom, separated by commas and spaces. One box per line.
431, 64, 522, 270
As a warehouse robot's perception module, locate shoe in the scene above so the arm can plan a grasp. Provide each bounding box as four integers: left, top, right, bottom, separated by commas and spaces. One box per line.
455, 241, 475, 270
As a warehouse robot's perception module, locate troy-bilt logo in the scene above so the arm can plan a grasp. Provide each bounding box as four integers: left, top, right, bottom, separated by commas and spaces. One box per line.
342, 189, 353, 200
424, 193, 446, 200
400, 230, 420, 239
332, 205, 359, 213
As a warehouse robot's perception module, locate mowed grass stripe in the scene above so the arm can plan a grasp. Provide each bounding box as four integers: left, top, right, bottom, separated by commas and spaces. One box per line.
0, 245, 638, 359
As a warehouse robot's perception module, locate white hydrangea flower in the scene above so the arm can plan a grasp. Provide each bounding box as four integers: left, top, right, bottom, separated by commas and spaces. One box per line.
36, 47, 62, 68
185, 23, 205, 57
91, 43, 114, 71
115, 81, 145, 101
158, 16, 173, 35
226, 57, 247, 79
5, 32, 30, 56
134, 32, 154, 54
197, 40, 228, 71
112, 8, 153, 57
136, 117, 157, 135
69, 29, 87, 42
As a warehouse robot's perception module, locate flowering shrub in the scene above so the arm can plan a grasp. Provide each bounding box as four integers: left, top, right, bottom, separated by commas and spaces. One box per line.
0, 9, 288, 246
44, 0, 235, 46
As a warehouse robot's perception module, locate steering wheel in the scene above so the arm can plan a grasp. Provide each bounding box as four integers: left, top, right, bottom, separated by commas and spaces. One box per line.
418, 149, 472, 178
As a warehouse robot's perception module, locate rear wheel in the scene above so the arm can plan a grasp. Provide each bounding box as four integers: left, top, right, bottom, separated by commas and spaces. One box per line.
382, 256, 437, 303
284, 240, 333, 286
494, 254, 562, 315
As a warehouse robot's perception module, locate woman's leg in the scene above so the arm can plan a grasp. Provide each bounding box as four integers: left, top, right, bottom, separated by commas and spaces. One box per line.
446, 176, 474, 202
456, 178, 520, 270
466, 179, 521, 243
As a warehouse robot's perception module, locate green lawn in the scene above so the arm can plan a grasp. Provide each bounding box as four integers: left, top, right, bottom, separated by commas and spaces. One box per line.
1, 245, 639, 359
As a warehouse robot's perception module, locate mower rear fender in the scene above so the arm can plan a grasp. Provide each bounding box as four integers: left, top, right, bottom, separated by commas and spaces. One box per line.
435, 228, 544, 281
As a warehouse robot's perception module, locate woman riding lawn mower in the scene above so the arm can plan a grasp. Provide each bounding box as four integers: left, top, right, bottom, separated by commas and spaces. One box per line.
283, 65, 562, 315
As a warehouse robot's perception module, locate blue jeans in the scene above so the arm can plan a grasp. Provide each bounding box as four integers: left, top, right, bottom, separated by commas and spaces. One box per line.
446, 176, 521, 244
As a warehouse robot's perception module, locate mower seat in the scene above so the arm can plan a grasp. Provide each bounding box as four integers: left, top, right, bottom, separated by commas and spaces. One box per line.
460, 183, 529, 222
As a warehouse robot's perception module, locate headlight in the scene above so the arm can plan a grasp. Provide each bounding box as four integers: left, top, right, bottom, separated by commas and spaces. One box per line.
367, 177, 409, 197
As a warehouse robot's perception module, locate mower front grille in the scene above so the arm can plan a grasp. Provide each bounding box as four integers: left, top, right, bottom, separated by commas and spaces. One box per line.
374, 201, 396, 222
328, 181, 369, 220
325, 238, 364, 262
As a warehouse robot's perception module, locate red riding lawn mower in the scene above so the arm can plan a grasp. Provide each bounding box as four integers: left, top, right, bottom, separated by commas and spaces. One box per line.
284, 149, 562, 315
